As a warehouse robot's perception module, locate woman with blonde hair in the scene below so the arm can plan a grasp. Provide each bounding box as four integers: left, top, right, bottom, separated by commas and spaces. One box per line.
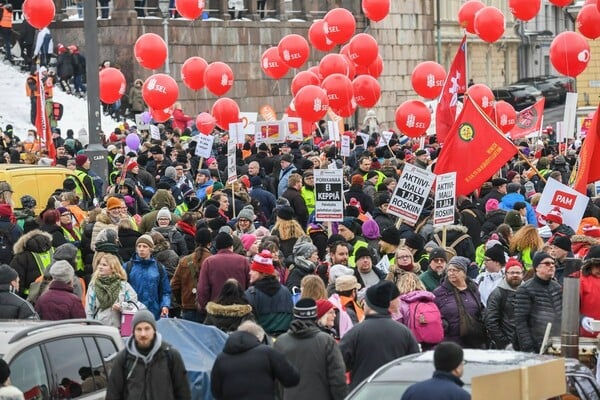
86, 253, 138, 328
387, 246, 421, 281
509, 224, 544, 273
271, 206, 307, 258
300, 275, 327, 301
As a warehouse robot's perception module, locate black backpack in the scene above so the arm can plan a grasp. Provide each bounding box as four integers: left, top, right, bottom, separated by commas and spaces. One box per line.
0, 227, 15, 264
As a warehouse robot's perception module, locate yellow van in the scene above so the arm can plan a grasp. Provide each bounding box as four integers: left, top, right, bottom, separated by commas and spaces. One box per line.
0, 164, 80, 213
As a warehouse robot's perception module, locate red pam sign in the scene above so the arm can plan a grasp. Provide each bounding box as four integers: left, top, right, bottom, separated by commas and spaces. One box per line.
551, 190, 576, 210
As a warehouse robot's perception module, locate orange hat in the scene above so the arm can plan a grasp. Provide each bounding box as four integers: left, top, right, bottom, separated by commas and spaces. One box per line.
106, 197, 123, 210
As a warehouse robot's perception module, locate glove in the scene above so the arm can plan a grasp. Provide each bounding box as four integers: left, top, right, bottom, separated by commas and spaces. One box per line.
582, 317, 596, 332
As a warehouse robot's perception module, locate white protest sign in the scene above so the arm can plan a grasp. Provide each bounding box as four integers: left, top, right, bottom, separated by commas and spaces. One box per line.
134, 114, 150, 131
537, 177, 587, 232
226, 138, 237, 184
314, 169, 344, 222
240, 112, 258, 135
341, 135, 351, 157
433, 172, 456, 227
194, 134, 215, 158
377, 131, 393, 148
358, 132, 370, 146
286, 117, 303, 142
375, 254, 391, 274
149, 125, 160, 140
387, 165, 435, 226
563, 92, 578, 139
229, 122, 244, 143
328, 121, 340, 141
255, 121, 284, 144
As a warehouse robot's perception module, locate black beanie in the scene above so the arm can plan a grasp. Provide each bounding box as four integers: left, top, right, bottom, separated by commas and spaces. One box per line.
380, 227, 401, 246
404, 232, 424, 251
215, 232, 233, 250
0, 264, 17, 285
532, 251, 553, 269
485, 244, 506, 265
364, 280, 399, 315
434, 342, 464, 372
293, 298, 318, 320
195, 228, 213, 247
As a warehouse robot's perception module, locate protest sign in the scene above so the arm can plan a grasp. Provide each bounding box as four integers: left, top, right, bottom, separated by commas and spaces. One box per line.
387, 165, 435, 226
537, 177, 587, 232
314, 169, 344, 221
226, 138, 237, 184
229, 122, 243, 143
286, 117, 303, 142
194, 134, 215, 158
341, 135, 351, 157
149, 125, 160, 140
134, 114, 149, 131
433, 172, 456, 227
255, 121, 284, 144
328, 121, 340, 142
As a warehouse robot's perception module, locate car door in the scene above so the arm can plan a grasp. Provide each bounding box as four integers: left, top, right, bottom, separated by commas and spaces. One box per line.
8, 345, 51, 400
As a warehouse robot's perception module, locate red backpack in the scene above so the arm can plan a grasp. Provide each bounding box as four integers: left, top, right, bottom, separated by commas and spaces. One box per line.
403, 299, 444, 345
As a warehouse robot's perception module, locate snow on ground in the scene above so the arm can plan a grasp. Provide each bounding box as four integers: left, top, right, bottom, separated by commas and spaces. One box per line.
0, 61, 122, 141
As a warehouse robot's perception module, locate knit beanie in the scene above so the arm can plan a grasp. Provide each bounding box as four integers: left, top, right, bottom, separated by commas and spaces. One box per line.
504, 210, 524, 231
485, 198, 500, 213
380, 226, 401, 246
485, 244, 506, 264
361, 219, 380, 240
583, 224, 600, 238
50, 260, 75, 283
550, 234, 571, 252
364, 280, 399, 315
277, 206, 294, 221
532, 251, 553, 269
75, 154, 88, 167
316, 299, 336, 320
156, 207, 172, 221
53, 243, 79, 266
251, 250, 275, 275
434, 342, 464, 372
0, 264, 17, 284
354, 247, 372, 262
448, 256, 471, 273
505, 257, 524, 273
545, 207, 563, 225
294, 237, 317, 259
136, 234, 154, 248
132, 309, 157, 330
293, 298, 318, 320
237, 205, 255, 222
214, 232, 233, 250
204, 205, 220, 219
240, 233, 257, 251
429, 247, 447, 262
106, 197, 123, 210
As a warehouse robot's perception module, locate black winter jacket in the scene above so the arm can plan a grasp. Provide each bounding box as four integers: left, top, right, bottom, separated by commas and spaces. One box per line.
514, 275, 562, 353
0, 284, 38, 319
10, 229, 54, 298
484, 279, 519, 349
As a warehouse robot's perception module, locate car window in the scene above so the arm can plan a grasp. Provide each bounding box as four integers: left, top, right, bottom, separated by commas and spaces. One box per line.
9, 346, 51, 400
44, 337, 91, 399
81, 337, 112, 395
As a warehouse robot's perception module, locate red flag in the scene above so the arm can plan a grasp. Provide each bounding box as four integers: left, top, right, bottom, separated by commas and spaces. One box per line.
435, 95, 518, 197
35, 68, 56, 162
573, 104, 600, 194
436, 35, 467, 144
508, 98, 545, 140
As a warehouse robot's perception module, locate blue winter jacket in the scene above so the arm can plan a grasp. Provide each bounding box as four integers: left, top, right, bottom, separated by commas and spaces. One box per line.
499, 192, 536, 225
401, 370, 471, 400
125, 254, 171, 319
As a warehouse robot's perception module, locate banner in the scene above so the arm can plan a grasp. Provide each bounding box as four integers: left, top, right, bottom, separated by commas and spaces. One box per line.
573, 104, 600, 194
387, 165, 435, 226
435, 35, 466, 144
509, 98, 545, 140
286, 117, 303, 142
433, 172, 456, 227
35, 68, 56, 161
537, 178, 587, 232
226, 137, 237, 184
194, 134, 215, 158
255, 121, 284, 144
435, 96, 518, 197
314, 169, 344, 221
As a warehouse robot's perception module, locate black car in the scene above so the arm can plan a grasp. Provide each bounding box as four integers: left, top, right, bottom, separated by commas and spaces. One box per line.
346, 350, 600, 400
492, 85, 541, 111
515, 75, 573, 103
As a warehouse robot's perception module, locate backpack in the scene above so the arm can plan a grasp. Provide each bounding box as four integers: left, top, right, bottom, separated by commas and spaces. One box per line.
403, 299, 444, 345
52, 102, 64, 121
0, 227, 14, 264
26, 249, 56, 305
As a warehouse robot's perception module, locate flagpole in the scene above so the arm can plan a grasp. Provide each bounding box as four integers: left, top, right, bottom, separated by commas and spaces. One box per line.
518, 150, 546, 184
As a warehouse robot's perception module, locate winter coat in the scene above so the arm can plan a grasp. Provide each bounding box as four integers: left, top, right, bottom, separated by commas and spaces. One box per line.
56, 52, 74, 79
245, 276, 293, 336
420, 268, 443, 292
282, 187, 309, 228
499, 192, 536, 225
432, 225, 475, 263
481, 209, 507, 239
175, 222, 196, 257
39, 223, 68, 248
172, 108, 192, 131
211, 331, 300, 400
339, 313, 420, 390
571, 234, 600, 259
514, 275, 562, 353
249, 185, 277, 220
0, 283, 37, 319
474, 270, 504, 306
286, 256, 317, 292
35, 280, 86, 320
125, 254, 172, 319
458, 204, 485, 247
128, 82, 145, 113
401, 371, 470, 400
371, 207, 394, 233
274, 320, 348, 400
117, 227, 141, 263
151, 225, 188, 257
433, 278, 484, 347
204, 302, 254, 333
85, 280, 138, 328
170, 248, 211, 310
480, 189, 505, 213
580, 267, 600, 337
106, 335, 191, 400
484, 278, 520, 349
197, 249, 250, 312
10, 229, 54, 298
344, 184, 375, 214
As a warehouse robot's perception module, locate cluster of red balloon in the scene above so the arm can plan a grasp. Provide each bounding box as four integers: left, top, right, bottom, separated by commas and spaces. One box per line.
22, 0, 54, 29
458, 1, 505, 44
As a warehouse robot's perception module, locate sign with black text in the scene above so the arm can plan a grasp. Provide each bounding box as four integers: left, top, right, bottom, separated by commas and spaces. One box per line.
226, 138, 237, 184
194, 134, 215, 158
314, 169, 344, 222
433, 172, 456, 227
387, 165, 435, 226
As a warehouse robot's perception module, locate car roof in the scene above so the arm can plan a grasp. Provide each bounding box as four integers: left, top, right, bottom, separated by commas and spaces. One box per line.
366, 350, 576, 386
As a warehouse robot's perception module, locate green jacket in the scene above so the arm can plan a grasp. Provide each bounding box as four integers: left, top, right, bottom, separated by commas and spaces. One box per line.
420, 269, 442, 292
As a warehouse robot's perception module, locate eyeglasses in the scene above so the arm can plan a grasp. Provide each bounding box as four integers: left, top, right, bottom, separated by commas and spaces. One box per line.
447, 268, 463, 274
61, 213, 71, 217
539, 261, 556, 267
431, 258, 446, 263
158, 217, 170, 221
397, 255, 411, 260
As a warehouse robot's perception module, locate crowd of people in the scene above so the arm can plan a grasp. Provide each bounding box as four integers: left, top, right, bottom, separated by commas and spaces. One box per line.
0, 114, 597, 399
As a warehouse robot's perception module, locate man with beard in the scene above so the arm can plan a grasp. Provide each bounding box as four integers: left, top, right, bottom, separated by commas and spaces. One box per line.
484, 258, 524, 349
420, 247, 447, 292
106, 310, 191, 400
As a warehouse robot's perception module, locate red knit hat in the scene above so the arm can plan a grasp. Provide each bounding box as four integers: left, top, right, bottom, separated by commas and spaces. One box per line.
126, 161, 138, 171
75, 154, 89, 167
505, 257, 524, 273
251, 250, 275, 275
316, 299, 336, 320
583, 224, 600, 238
545, 207, 563, 225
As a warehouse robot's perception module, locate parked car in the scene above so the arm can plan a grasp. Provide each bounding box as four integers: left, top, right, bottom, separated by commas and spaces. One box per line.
533, 80, 563, 106
515, 75, 573, 103
346, 350, 600, 400
0, 319, 123, 399
492, 85, 540, 111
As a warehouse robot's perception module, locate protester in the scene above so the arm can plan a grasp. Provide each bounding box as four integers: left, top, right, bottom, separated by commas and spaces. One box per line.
204, 278, 254, 332
35, 260, 85, 320
0, 264, 38, 319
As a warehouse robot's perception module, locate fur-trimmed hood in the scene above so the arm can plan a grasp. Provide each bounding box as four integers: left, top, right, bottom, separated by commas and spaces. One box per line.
13, 229, 52, 254
206, 302, 253, 317
571, 235, 600, 246
433, 224, 468, 234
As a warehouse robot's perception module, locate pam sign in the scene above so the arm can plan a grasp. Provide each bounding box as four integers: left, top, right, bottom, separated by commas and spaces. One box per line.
388, 165, 435, 226
537, 177, 587, 232
314, 169, 344, 221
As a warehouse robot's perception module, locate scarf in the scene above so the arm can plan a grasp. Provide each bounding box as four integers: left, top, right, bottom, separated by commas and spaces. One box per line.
95, 275, 122, 310
176, 220, 196, 236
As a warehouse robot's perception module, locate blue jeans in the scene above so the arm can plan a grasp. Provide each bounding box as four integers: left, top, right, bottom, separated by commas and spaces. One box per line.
74, 75, 86, 93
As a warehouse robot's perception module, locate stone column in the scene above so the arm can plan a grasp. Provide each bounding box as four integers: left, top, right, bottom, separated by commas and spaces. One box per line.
111, 0, 138, 22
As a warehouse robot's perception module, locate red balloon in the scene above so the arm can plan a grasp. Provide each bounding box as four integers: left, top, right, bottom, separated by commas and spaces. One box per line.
509, 0, 541, 21
319, 54, 351, 79
362, 0, 390, 22
411, 61, 446, 99
368, 55, 383, 78
142, 74, 179, 110
294, 85, 329, 122
99, 67, 126, 104
339, 45, 357, 79
175, 0, 205, 19
324, 8, 356, 45
577, 5, 600, 40
150, 106, 174, 123
352, 75, 381, 108
181, 57, 208, 91
549, 0, 573, 6
211, 98, 240, 130
286, 104, 316, 137
309, 20, 336, 52
491, 101, 516, 133
348, 33, 379, 67
458, 0, 485, 34
331, 100, 357, 118
467, 84, 495, 114
475, 7, 505, 43
291, 71, 320, 97
23, 0, 54, 29
321, 73, 354, 111
395, 100, 431, 138
550, 31, 590, 77
278, 34, 310, 69
135, 33, 168, 70
308, 66, 323, 81
204, 62, 234, 96
261, 47, 289, 80
196, 112, 216, 134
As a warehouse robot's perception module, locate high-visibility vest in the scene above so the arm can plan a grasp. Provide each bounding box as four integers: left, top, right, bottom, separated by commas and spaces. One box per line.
0, 9, 12, 28
60, 226, 84, 271
70, 170, 95, 201
23, 249, 54, 295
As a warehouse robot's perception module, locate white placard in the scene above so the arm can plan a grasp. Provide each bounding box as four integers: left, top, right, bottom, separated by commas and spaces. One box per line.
375, 254, 391, 274
328, 121, 340, 141
286, 117, 303, 142
433, 172, 456, 227
226, 138, 237, 184
563, 92, 578, 139
194, 134, 215, 158
255, 121, 284, 144
134, 114, 150, 131
341, 135, 351, 157
149, 125, 160, 140
358, 132, 370, 146
314, 168, 344, 222
239, 112, 258, 135
229, 122, 244, 143
387, 165, 436, 226
537, 177, 587, 232
555, 121, 565, 143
